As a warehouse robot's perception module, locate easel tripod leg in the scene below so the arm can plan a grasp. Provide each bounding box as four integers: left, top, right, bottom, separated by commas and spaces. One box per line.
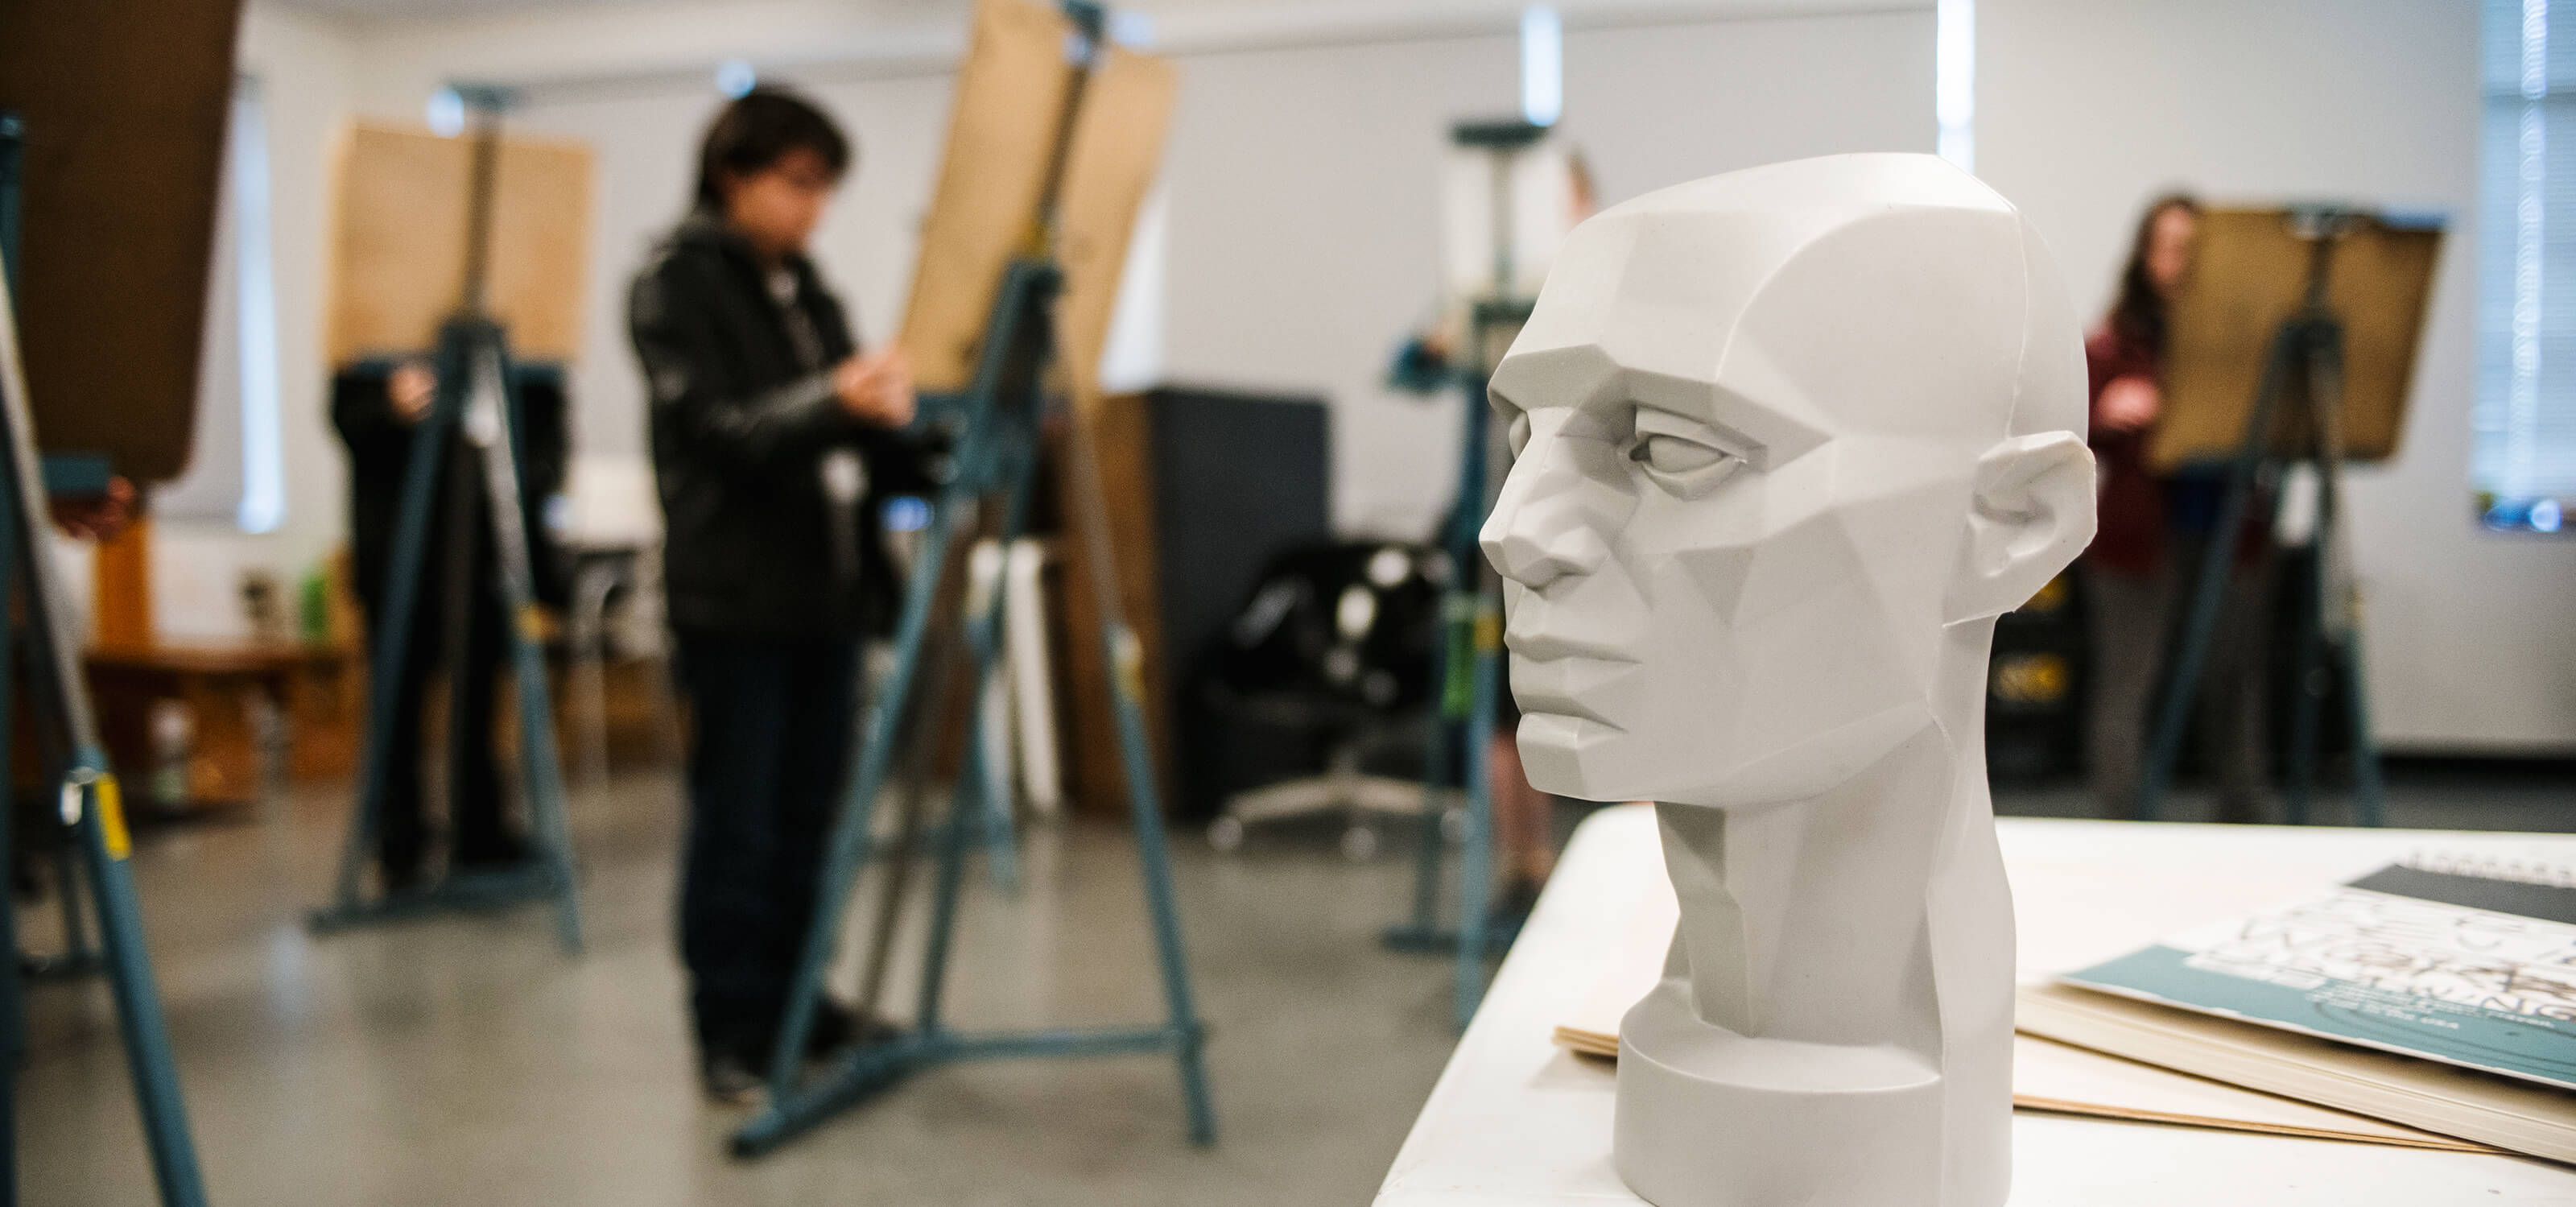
763, 495, 967, 1093
47, 841, 90, 969
969, 544, 1023, 895
470, 334, 584, 952
2340, 639, 2387, 827
67, 763, 207, 1206
2285, 546, 2323, 827
917, 452, 1047, 1036
2140, 323, 2297, 821
2299, 327, 2385, 829
0, 491, 18, 1207
1103, 623, 1218, 1146
0, 246, 205, 1207
1451, 612, 1501, 1031
911, 524, 1014, 1036
909, 680, 989, 1036
504, 603, 583, 953
325, 383, 452, 912
1387, 593, 1460, 948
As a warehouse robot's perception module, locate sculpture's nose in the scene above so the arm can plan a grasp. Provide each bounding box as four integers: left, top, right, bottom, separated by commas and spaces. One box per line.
1480, 438, 1611, 590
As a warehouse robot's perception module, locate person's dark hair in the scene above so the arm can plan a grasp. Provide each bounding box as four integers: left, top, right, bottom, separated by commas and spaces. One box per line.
2107, 191, 2201, 356
692, 86, 852, 209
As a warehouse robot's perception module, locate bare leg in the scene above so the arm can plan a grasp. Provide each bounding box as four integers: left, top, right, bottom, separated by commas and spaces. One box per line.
1488, 734, 1554, 887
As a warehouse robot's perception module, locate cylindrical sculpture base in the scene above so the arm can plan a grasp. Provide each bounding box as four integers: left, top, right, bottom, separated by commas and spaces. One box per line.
1614, 979, 1992, 1207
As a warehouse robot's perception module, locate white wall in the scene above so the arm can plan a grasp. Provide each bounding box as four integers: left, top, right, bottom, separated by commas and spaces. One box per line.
502, 75, 956, 464
1979, 0, 2566, 754
144, 2, 359, 640
1159, 10, 1932, 534
205, 0, 2558, 754
336, 0, 1933, 538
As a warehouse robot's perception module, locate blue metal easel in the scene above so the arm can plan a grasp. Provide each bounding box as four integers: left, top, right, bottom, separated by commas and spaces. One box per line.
0, 182, 211, 1207
731, 3, 1216, 1158
1382, 119, 1545, 1031
307, 86, 582, 952
2136, 208, 2410, 829
0, 114, 110, 992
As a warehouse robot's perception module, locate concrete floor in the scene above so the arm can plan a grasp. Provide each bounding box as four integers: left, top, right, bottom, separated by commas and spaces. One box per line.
21, 757, 2575, 1205
22, 774, 1464, 1205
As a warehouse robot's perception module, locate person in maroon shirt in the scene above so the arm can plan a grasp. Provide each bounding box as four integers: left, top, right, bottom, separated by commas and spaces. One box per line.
2085, 193, 2274, 822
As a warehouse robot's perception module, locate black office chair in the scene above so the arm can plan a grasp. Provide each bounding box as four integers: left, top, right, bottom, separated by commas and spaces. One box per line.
1187, 541, 1442, 858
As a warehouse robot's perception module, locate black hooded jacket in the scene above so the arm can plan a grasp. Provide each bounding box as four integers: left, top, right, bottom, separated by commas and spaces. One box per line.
629, 210, 935, 639
332, 361, 568, 623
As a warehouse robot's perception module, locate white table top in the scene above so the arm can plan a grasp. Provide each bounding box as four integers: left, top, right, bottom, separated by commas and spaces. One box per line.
1374, 805, 2576, 1205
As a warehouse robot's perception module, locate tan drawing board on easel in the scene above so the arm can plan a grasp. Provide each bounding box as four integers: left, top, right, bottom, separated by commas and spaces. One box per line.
898, 0, 1174, 404
896, 0, 1079, 391
325, 122, 594, 365
2150, 207, 2441, 471
1053, 46, 1178, 415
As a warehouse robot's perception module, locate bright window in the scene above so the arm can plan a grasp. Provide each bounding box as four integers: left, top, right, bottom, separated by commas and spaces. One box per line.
2476, 0, 2576, 531
159, 73, 284, 533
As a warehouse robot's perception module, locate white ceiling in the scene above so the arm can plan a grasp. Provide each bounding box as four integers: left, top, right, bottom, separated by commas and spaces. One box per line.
266, 0, 1904, 29
275, 0, 964, 24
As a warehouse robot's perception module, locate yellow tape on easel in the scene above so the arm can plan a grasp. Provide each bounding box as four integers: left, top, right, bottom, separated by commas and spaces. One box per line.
1112, 628, 1147, 703
95, 774, 130, 861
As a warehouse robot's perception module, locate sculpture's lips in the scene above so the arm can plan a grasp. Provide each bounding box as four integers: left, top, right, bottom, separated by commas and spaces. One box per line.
1502, 625, 1635, 664
1506, 649, 1630, 730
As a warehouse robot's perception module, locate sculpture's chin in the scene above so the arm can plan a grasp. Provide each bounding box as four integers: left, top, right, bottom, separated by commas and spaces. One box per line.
1517, 702, 1943, 809
1513, 711, 1643, 803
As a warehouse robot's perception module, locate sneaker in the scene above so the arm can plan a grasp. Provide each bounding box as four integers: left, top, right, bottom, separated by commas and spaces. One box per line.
378, 854, 426, 897
700, 1050, 767, 1107
452, 829, 535, 872
806, 998, 903, 1058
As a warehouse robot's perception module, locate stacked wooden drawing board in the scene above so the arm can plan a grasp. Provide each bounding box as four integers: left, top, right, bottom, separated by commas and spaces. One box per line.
0, 0, 242, 482
1557, 846, 2576, 1164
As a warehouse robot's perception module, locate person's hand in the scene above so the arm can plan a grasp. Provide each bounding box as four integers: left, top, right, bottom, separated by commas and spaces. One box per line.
52, 476, 136, 542
2097, 375, 2161, 433
833, 349, 916, 428
389, 362, 436, 424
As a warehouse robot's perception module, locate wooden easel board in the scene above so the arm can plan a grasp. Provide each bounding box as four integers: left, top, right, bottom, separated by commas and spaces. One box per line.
898, 0, 1079, 392
2151, 207, 2440, 470
0, 0, 241, 482
325, 122, 594, 365
1054, 46, 1178, 415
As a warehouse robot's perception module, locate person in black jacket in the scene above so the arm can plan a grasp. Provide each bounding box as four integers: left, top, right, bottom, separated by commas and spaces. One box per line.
630, 87, 926, 1101
332, 358, 568, 890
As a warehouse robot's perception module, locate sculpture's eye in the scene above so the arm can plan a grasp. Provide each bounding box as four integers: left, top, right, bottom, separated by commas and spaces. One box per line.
1631, 434, 1728, 474
1627, 410, 1744, 498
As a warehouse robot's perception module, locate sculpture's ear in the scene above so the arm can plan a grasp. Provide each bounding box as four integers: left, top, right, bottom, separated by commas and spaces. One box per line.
1944, 432, 2095, 624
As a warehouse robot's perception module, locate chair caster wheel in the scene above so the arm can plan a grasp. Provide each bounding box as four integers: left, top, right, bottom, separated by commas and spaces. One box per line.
1208, 816, 1245, 853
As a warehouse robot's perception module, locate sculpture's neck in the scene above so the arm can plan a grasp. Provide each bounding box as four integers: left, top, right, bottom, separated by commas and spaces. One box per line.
1654, 620, 2002, 1050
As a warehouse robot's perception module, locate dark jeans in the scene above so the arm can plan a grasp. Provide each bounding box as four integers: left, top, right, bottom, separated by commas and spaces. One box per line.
672, 626, 862, 1058
2086, 537, 2274, 821
364, 582, 511, 878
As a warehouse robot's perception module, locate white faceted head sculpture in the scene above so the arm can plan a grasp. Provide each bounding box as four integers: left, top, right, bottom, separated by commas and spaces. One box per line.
1484, 153, 2092, 805
1482, 154, 2092, 1207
